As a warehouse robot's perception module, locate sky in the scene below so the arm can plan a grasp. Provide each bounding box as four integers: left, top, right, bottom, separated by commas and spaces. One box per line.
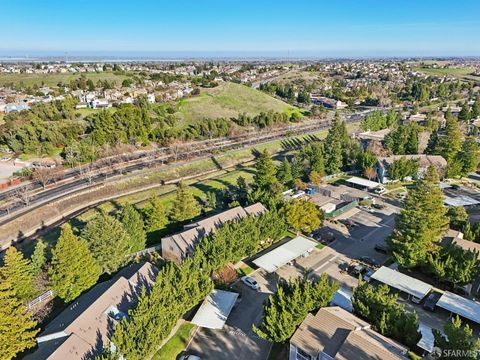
1, 0, 480, 58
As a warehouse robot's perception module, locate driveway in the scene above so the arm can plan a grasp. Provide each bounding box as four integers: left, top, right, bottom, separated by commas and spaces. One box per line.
186, 270, 275, 360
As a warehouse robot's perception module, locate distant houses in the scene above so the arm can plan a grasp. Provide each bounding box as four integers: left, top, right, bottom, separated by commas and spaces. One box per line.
161, 203, 267, 263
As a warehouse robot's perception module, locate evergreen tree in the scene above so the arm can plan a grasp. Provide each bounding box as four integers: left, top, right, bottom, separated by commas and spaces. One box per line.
144, 196, 168, 233
438, 116, 462, 163
388, 166, 449, 268
50, 224, 100, 302
284, 199, 323, 233
302, 142, 326, 175
324, 114, 347, 174
277, 158, 293, 187
458, 102, 471, 122
447, 206, 469, 231
169, 182, 201, 222
253, 274, 338, 342
119, 203, 146, 253
30, 240, 47, 276
457, 137, 480, 176
82, 211, 130, 274
433, 316, 480, 360
253, 149, 277, 189
0, 280, 39, 360
0, 247, 36, 301
352, 280, 421, 348
472, 98, 480, 119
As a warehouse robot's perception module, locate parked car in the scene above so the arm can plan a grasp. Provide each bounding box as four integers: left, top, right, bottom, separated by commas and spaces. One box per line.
374, 243, 389, 254
359, 256, 378, 267
241, 276, 260, 290
349, 263, 367, 276
423, 292, 442, 311
180, 355, 201, 360
374, 187, 386, 194
372, 203, 385, 210
363, 269, 375, 282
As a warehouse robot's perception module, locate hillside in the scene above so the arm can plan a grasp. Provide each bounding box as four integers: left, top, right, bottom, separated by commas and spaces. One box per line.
174, 81, 302, 124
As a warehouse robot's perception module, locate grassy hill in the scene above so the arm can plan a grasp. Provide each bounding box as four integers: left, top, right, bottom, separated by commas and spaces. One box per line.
174, 81, 302, 124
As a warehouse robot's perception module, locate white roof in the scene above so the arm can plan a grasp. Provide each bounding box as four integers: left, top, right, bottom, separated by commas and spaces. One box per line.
371, 266, 432, 299
345, 176, 380, 189
191, 289, 238, 329
436, 291, 480, 324
330, 287, 353, 312
444, 195, 480, 207
253, 236, 317, 273
417, 323, 435, 353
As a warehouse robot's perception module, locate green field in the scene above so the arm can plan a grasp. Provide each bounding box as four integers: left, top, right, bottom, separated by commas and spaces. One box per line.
414, 66, 477, 78
0, 71, 130, 87
174, 82, 302, 124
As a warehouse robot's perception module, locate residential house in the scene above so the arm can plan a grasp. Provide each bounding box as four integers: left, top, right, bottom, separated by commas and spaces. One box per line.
376, 155, 447, 183
24, 262, 158, 360
5, 102, 30, 113
289, 306, 408, 360
161, 203, 267, 263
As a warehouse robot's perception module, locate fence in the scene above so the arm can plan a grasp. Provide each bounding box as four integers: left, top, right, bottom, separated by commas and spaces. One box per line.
326, 201, 359, 219
26, 290, 54, 309
129, 244, 162, 258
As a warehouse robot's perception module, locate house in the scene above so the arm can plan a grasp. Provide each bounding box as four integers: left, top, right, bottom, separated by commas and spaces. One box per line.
161, 203, 267, 263
376, 155, 447, 183
310, 95, 347, 109
24, 262, 158, 360
406, 113, 427, 125
289, 306, 408, 360
5, 102, 30, 113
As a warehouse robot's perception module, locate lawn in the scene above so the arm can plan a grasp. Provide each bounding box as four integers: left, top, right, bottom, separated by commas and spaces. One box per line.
174, 82, 302, 124
0, 71, 130, 87
414, 66, 478, 79
236, 263, 255, 277
152, 322, 196, 360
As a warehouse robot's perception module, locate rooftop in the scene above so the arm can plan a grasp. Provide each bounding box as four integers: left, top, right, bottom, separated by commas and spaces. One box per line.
371, 266, 432, 299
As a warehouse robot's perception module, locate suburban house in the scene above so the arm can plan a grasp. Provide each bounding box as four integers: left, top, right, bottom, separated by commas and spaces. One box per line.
376, 154, 447, 183
24, 262, 158, 360
310, 94, 348, 109
161, 203, 267, 263
289, 307, 408, 360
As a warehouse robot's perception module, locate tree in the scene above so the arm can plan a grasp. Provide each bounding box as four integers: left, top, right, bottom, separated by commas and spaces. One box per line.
32, 167, 56, 189
324, 114, 347, 174
0, 280, 38, 360
388, 157, 419, 181
472, 98, 480, 119
277, 158, 293, 187
284, 199, 323, 233
352, 280, 421, 348
308, 171, 323, 186
253, 274, 338, 342
388, 166, 449, 268
458, 102, 471, 122
457, 137, 480, 176
438, 116, 462, 163
447, 206, 469, 231
206, 191, 217, 209
0, 247, 36, 301
119, 203, 147, 253
253, 149, 278, 189
50, 224, 100, 302
82, 211, 130, 274
356, 149, 377, 173
433, 316, 480, 360
169, 182, 201, 222
144, 196, 168, 233
30, 240, 47, 276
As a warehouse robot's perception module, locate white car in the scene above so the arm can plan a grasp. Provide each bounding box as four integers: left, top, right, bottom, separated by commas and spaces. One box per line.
241, 276, 260, 290
180, 355, 201, 360
374, 187, 386, 194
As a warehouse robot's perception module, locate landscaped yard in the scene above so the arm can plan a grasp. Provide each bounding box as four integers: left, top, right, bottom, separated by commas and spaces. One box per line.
152, 322, 196, 360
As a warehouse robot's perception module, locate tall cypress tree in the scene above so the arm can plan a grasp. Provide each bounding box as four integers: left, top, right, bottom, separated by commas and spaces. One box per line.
253, 149, 277, 189
169, 182, 201, 222
118, 203, 147, 253
30, 240, 47, 276
144, 196, 168, 233
82, 211, 130, 274
50, 224, 100, 302
388, 166, 448, 268
277, 158, 293, 187
0, 247, 36, 301
0, 280, 38, 360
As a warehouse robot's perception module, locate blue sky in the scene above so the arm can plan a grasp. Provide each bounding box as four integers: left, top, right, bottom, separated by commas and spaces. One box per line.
1, 0, 480, 57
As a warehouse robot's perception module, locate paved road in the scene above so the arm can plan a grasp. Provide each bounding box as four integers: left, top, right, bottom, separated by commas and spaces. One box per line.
186, 270, 274, 360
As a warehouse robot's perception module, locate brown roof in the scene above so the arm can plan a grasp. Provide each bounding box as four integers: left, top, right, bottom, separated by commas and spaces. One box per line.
453, 238, 480, 253
162, 203, 267, 259
27, 262, 157, 360
377, 154, 447, 169
290, 307, 408, 359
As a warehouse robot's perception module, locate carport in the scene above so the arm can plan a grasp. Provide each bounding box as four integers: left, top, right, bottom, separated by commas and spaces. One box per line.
253, 236, 317, 273
345, 176, 380, 190
436, 291, 480, 325
370, 266, 432, 301
191, 289, 239, 329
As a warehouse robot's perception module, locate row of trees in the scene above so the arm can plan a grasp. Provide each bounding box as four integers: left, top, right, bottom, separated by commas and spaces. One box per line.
360, 110, 398, 131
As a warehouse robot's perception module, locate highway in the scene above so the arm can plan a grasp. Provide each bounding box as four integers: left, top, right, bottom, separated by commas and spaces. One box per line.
0, 110, 371, 226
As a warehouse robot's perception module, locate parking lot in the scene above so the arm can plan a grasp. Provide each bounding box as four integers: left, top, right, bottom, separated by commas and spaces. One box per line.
186, 270, 275, 360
